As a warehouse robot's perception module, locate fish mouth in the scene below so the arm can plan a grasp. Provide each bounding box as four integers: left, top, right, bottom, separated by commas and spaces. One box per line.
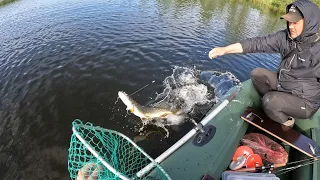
118, 91, 134, 110
118, 91, 127, 97
118, 91, 129, 101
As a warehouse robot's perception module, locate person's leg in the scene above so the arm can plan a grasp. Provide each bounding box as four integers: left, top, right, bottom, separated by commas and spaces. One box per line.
262, 91, 318, 125
250, 68, 278, 96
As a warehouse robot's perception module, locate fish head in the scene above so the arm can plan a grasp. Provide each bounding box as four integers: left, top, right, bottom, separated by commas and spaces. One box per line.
118, 91, 134, 112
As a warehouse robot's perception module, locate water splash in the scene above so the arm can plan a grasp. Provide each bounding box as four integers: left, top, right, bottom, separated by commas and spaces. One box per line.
152, 66, 214, 114
199, 70, 242, 102
136, 66, 241, 137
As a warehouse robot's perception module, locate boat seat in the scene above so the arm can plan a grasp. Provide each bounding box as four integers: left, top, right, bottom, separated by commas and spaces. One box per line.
289, 109, 320, 180
291, 127, 320, 180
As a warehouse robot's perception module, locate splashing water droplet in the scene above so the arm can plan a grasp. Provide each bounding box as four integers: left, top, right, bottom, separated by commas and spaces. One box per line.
127, 66, 241, 138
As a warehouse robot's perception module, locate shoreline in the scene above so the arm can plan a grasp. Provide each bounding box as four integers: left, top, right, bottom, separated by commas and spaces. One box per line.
0, 0, 18, 6
253, 0, 320, 13
236, 0, 291, 14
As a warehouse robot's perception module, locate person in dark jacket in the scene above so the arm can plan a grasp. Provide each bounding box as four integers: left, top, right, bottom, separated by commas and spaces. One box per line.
208, 0, 320, 127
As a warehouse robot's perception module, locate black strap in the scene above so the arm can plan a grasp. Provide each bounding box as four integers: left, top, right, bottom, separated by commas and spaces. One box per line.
283, 47, 297, 60
297, 32, 320, 50
283, 32, 320, 60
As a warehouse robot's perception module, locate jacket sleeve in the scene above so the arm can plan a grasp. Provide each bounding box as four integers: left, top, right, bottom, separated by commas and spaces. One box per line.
313, 56, 320, 78
310, 43, 320, 78
239, 30, 286, 54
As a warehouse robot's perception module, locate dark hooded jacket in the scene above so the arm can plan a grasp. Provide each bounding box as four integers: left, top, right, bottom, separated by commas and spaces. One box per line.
240, 0, 320, 109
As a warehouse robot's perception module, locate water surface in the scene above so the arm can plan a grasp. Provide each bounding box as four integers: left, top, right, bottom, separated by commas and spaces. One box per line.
0, 0, 285, 179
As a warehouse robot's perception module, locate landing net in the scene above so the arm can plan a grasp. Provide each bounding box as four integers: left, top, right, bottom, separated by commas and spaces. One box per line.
68, 120, 171, 180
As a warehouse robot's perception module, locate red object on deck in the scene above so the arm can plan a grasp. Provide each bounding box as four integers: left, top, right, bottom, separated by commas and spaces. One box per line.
229, 156, 247, 170
246, 154, 263, 168
242, 133, 288, 164
232, 146, 254, 161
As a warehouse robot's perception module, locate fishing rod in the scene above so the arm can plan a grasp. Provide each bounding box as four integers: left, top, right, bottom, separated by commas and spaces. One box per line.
276, 159, 319, 176
234, 163, 287, 173
275, 155, 320, 176
283, 155, 320, 165
233, 155, 320, 175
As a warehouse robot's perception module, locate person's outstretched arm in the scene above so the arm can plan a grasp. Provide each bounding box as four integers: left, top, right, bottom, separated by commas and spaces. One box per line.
208, 43, 243, 59
208, 30, 285, 59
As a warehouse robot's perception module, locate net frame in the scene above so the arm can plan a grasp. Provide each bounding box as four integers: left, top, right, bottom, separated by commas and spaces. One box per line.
68, 120, 171, 180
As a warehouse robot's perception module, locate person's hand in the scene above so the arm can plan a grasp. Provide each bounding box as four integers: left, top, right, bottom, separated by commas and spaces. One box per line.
77, 163, 103, 180
208, 47, 226, 59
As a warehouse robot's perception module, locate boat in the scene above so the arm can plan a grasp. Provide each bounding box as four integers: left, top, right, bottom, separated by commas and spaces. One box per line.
155, 79, 320, 180
68, 79, 320, 180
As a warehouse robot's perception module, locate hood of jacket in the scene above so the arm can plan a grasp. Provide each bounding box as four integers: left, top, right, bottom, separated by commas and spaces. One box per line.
286, 0, 320, 41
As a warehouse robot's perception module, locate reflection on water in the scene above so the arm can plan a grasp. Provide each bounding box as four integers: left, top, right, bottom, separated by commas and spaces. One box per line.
0, 0, 284, 179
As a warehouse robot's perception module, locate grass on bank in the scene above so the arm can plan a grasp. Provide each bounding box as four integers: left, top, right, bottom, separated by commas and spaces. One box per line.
0, 0, 18, 6
261, 0, 320, 13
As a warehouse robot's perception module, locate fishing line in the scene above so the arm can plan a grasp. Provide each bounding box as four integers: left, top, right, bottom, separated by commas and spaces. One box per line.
129, 80, 155, 96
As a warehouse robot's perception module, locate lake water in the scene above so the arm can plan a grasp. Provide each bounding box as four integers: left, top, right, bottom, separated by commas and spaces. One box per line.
0, 0, 285, 179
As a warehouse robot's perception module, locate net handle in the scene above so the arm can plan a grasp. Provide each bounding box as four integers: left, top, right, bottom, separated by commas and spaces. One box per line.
72, 126, 130, 180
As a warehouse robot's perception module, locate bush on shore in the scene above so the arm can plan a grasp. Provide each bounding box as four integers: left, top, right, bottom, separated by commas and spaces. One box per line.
267, 0, 320, 13
0, 0, 17, 6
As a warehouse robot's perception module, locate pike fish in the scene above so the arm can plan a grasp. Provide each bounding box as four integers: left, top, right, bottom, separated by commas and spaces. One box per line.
118, 91, 180, 120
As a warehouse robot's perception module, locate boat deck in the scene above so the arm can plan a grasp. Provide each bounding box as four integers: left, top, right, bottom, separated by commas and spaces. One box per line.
158, 80, 320, 180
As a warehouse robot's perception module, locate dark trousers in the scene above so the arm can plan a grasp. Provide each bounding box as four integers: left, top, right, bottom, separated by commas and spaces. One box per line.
250, 68, 318, 123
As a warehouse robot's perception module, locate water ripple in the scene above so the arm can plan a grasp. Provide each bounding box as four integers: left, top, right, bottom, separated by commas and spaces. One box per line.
0, 0, 284, 178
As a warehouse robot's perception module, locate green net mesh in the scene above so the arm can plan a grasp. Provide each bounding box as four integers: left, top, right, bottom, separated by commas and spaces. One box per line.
68, 119, 171, 180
